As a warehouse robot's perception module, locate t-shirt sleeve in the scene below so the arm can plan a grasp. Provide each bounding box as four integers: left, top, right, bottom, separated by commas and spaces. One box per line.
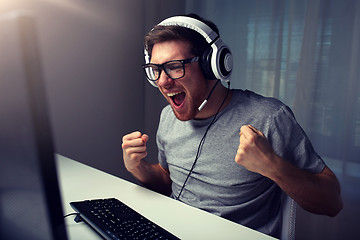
268, 105, 325, 173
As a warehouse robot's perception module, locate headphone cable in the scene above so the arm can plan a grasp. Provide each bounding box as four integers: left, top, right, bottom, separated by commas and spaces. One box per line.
175, 81, 230, 200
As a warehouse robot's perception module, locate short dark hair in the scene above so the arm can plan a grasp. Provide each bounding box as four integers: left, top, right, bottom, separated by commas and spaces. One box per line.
144, 13, 220, 61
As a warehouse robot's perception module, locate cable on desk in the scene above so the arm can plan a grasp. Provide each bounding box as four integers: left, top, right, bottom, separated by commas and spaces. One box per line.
63, 212, 82, 223
64, 212, 78, 218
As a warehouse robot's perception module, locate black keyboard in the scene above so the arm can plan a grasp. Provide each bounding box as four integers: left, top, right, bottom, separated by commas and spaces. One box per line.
70, 198, 180, 240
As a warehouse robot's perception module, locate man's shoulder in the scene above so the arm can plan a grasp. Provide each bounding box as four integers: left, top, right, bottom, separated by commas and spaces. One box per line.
160, 104, 173, 119
231, 89, 286, 113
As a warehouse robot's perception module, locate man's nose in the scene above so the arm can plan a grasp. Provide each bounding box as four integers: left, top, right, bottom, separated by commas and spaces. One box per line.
156, 70, 173, 88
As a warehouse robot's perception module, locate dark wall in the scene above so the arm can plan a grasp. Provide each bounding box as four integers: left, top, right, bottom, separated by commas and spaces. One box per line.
0, 0, 184, 183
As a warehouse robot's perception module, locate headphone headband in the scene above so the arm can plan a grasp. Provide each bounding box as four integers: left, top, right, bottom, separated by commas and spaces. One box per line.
144, 16, 232, 87
158, 16, 219, 45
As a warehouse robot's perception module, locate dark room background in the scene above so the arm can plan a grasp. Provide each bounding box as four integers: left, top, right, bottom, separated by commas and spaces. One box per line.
1, 0, 359, 239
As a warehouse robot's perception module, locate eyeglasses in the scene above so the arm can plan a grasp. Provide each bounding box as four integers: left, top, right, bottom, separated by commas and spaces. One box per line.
142, 56, 199, 81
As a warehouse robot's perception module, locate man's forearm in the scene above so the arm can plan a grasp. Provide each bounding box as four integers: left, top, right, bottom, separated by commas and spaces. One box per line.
128, 160, 172, 196
269, 155, 343, 217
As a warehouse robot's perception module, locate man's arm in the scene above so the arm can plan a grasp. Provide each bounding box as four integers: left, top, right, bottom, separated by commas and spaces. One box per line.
235, 125, 343, 217
122, 131, 172, 196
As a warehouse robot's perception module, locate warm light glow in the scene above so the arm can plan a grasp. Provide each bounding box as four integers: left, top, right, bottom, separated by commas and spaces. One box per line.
0, 0, 98, 19
0, 0, 123, 32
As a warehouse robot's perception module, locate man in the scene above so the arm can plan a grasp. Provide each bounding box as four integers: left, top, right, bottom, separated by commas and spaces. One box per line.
122, 14, 342, 238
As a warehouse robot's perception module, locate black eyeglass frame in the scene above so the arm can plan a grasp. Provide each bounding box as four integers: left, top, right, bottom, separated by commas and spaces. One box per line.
142, 56, 199, 81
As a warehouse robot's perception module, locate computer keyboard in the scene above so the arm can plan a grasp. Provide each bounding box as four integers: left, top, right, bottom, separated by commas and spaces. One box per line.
70, 198, 180, 240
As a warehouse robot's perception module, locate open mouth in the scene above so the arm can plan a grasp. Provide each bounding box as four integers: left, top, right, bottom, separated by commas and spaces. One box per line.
167, 91, 186, 107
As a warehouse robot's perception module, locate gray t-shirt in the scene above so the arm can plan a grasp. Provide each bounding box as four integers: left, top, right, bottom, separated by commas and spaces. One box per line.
156, 89, 325, 238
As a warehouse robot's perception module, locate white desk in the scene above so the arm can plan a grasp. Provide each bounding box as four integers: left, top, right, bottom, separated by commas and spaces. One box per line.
56, 154, 276, 240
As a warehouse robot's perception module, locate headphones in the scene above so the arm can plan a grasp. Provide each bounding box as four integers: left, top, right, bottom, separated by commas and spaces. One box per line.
144, 16, 233, 87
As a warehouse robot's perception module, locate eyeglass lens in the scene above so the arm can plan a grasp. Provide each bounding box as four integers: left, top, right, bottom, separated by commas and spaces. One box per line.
145, 61, 184, 81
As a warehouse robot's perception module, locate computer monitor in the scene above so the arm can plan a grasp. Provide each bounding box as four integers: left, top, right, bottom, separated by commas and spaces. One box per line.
0, 11, 68, 240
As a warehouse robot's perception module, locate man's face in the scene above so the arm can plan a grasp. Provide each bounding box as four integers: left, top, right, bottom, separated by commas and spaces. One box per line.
151, 40, 209, 121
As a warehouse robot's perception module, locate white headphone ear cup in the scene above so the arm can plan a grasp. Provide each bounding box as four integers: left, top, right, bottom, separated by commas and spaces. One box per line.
217, 47, 233, 80
207, 39, 232, 81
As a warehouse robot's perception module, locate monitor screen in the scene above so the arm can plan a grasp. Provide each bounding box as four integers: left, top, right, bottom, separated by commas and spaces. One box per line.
0, 11, 67, 240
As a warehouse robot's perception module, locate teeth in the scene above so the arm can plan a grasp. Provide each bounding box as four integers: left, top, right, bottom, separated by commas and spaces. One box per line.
167, 92, 182, 97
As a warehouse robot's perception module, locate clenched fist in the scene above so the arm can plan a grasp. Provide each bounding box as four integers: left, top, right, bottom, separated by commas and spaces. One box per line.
235, 125, 278, 177
122, 131, 149, 171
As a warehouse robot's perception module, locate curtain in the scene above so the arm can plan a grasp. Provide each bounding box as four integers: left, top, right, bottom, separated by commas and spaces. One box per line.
186, 0, 360, 239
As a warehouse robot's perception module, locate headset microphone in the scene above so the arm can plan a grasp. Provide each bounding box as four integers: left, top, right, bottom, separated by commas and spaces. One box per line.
198, 100, 208, 112
198, 80, 220, 112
